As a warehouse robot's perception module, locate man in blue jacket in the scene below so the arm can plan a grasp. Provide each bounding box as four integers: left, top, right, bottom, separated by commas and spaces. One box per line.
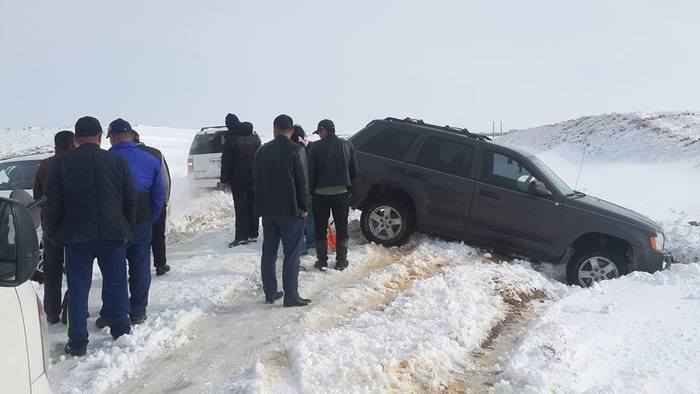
99, 118, 165, 326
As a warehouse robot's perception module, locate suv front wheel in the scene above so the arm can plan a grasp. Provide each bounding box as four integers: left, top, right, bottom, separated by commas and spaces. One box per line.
360, 200, 415, 247
567, 249, 630, 287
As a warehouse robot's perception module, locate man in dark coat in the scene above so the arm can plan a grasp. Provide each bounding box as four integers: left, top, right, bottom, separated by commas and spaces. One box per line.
255, 114, 312, 307
292, 125, 315, 254
33, 130, 75, 324
133, 130, 172, 276
220, 113, 262, 247
43, 116, 135, 356
103, 118, 165, 327
308, 119, 359, 271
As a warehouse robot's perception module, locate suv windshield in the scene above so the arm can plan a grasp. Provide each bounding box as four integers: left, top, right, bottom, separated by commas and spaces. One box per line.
0, 160, 41, 191
529, 156, 573, 196
189, 133, 226, 155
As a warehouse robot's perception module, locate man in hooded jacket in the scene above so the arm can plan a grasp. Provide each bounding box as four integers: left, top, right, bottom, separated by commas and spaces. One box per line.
220, 113, 262, 247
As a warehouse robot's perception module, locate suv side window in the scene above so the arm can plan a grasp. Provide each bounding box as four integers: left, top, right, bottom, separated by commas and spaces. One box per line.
360, 128, 417, 161
413, 137, 474, 178
482, 151, 541, 193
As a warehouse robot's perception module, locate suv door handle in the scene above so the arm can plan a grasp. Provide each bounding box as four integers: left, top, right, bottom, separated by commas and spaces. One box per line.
479, 190, 500, 199
406, 170, 428, 180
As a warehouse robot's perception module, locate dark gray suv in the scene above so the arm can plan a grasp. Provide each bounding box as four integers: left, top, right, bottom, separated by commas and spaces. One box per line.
349, 117, 673, 287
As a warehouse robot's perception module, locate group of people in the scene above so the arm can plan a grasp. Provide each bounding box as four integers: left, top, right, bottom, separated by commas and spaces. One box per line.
32, 111, 357, 356
36, 117, 170, 356
219, 113, 358, 306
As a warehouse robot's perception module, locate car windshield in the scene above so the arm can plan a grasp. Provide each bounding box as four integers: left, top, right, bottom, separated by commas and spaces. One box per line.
0, 160, 41, 191
528, 156, 574, 196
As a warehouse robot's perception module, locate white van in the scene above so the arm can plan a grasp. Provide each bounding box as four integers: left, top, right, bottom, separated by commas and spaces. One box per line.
0, 195, 51, 393
186, 126, 227, 189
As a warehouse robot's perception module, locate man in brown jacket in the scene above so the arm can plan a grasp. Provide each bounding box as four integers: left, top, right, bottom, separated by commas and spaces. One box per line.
33, 130, 75, 324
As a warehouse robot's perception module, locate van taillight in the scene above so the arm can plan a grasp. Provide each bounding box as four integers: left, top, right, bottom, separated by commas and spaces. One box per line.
187, 158, 194, 172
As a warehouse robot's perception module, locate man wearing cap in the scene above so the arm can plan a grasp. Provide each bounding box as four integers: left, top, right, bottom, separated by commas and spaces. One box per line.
33, 130, 75, 324
43, 117, 135, 356
132, 130, 172, 276
254, 114, 312, 307
308, 119, 358, 271
101, 118, 165, 326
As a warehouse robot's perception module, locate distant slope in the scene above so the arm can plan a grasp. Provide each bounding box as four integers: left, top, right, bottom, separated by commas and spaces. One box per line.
498, 112, 700, 164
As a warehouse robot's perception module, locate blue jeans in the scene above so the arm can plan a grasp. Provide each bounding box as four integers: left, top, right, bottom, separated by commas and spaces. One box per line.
127, 223, 152, 318
261, 216, 305, 302
65, 241, 131, 345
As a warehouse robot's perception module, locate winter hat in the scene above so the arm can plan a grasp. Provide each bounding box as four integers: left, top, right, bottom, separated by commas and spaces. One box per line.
240, 121, 254, 135
74, 116, 103, 137
108, 118, 135, 137
314, 119, 335, 135
225, 113, 241, 132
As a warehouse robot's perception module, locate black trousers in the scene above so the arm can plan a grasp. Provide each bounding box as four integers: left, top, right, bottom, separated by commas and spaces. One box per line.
232, 187, 259, 240
312, 193, 350, 242
152, 205, 167, 268
42, 237, 66, 319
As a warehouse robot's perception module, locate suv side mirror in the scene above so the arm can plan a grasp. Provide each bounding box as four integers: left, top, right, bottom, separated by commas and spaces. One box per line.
0, 197, 41, 287
530, 180, 553, 198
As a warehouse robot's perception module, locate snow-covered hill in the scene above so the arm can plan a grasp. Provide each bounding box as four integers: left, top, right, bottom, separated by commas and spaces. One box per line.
499, 111, 700, 165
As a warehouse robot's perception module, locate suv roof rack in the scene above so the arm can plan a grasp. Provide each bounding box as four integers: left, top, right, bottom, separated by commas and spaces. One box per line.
384, 117, 491, 141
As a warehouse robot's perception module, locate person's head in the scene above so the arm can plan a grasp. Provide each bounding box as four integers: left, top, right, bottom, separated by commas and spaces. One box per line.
107, 118, 135, 146
54, 130, 75, 153
73, 116, 103, 146
226, 113, 241, 132
240, 121, 254, 136
131, 130, 141, 143
292, 125, 306, 144
273, 114, 294, 138
314, 119, 335, 139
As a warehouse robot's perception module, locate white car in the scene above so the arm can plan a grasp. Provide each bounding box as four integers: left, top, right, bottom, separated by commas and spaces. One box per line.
187, 126, 227, 189
1, 194, 51, 393
0, 153, 51, 199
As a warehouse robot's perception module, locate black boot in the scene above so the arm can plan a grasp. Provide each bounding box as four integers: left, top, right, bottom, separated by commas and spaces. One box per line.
314, 240, 328, 271
335, 238, 349, 271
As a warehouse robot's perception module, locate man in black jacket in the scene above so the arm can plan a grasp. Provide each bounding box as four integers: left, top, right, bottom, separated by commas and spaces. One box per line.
43, 116, 135, 356
221, 114, 262, 247
255, 114, 312, 307
133, 130, 172, 276
33, 130, 75, 324
308, 119, 359, 271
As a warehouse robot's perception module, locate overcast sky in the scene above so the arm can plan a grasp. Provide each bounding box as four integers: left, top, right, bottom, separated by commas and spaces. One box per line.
1, 0, 698, 134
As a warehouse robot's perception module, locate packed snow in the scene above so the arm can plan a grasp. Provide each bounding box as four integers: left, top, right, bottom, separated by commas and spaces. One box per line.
1, 112, 698, 393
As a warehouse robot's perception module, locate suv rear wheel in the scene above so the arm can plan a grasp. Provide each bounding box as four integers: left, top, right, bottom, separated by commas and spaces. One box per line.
567, 249, 629, 287
360, 200, 415, 246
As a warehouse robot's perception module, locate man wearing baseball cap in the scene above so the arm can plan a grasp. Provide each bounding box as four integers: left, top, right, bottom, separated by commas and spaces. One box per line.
98, 118, 165, 327
308, 119, 359, 271
43, 116, 135, 356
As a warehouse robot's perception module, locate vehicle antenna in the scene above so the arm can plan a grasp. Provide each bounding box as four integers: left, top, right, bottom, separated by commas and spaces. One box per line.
574, 135, 589, 191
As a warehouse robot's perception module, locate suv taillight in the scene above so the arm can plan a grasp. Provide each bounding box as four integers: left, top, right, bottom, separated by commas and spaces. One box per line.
187, 158, 194, 172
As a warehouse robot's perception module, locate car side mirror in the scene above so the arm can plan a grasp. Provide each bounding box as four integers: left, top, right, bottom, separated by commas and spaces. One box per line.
0, 197, 41, 287
530, 180, 553, 197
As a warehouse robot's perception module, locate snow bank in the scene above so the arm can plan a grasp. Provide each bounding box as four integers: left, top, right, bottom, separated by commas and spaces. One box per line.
498, 112, 700, 165
496, 263, 700, 394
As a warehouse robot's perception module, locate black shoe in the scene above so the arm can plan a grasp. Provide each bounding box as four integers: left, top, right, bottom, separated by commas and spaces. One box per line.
130, 315, 147, 325
248, 237, 258, 243
156, 264, 171, 276
64, 342, 87, 357
47, 315, 60, 325
95, 317, 109, 329
283, 298, 311, 308
228, 239, 249, 248
314, 260, 328, 271
265, 291, 284, 304
335, 260, 348, 271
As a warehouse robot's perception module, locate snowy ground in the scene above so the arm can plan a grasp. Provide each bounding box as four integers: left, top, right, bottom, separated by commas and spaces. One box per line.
1, 112, 699, 393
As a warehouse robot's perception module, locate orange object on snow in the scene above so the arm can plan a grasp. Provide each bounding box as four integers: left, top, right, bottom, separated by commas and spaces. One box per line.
327, 223, 336, 250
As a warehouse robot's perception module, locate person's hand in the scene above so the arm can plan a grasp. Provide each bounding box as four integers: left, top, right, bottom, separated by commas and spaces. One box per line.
302, 211, 309, 218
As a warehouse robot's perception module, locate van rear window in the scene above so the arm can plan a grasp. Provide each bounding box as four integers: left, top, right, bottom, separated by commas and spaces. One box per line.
189, 133, 225, 155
